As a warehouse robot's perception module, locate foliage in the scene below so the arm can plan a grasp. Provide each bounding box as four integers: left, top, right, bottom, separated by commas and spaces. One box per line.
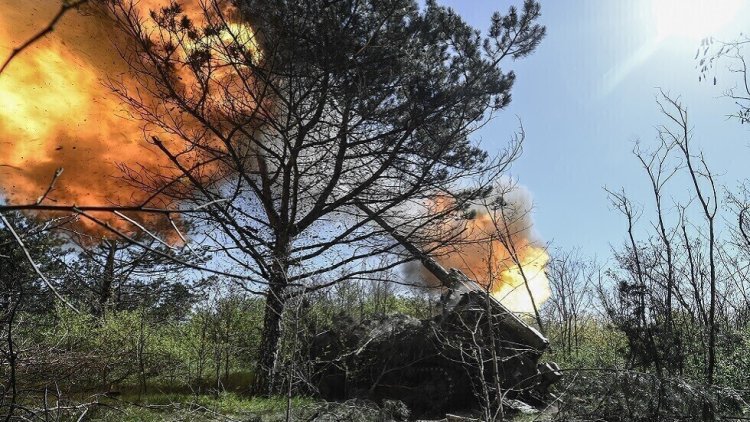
552, 370, 745, 421
544, 319, 628, 370
12, 291, 264, 394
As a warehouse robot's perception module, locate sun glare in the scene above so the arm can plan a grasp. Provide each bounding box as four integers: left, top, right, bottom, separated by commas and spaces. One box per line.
652, 0, 743, 41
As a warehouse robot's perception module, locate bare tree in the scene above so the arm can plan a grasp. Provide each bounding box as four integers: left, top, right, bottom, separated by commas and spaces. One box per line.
658, 93, 719, 420
605, 187, 665, 374
657, 93, 719, 385
601, 91, 724, 420
545, 249, 595, 358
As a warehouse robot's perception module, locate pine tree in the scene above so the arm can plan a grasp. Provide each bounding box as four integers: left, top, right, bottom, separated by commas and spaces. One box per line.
106, 0, 546, 394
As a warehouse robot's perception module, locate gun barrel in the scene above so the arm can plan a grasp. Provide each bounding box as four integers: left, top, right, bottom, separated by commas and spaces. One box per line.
356, 202, 549, 352
356, 202, 452, 285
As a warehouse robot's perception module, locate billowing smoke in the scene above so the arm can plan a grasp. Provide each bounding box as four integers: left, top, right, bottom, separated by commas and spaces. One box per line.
407, 181, 552, 314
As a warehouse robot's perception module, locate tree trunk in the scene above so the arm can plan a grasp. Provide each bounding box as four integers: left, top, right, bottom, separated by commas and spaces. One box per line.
98, 243, 116, 317
252, 256, 289, 395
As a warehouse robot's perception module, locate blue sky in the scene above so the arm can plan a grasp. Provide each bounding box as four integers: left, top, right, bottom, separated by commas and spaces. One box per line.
443, 0, 750, 258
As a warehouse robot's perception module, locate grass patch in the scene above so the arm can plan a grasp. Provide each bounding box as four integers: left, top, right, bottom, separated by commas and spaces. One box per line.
87, 393, 319, 421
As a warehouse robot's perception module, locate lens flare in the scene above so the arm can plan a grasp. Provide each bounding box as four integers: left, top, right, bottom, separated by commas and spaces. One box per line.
652, 0, 743, 41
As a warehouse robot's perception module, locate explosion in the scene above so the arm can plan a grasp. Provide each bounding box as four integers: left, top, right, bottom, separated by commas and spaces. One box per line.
0, 2, 158, 208
418, 185, 552, 315
0, 0, 259, 233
